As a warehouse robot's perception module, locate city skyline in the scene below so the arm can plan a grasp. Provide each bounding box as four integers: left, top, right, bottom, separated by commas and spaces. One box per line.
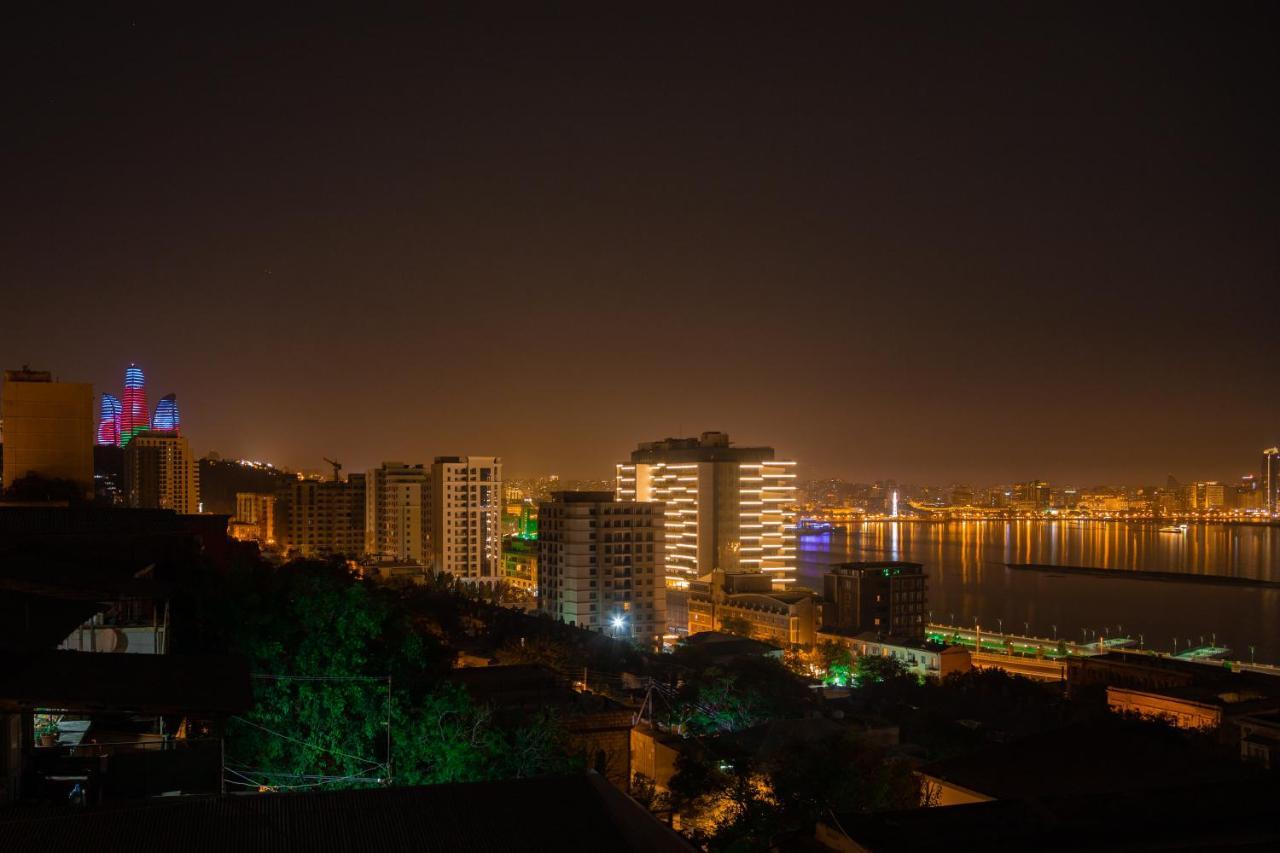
4, 7, 1276, 487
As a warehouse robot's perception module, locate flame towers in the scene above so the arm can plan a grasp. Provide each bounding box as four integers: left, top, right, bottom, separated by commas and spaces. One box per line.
120, 364, 149, 446
151, 393, 180, 433
96, 365, 184, 448
96, 393, 122, 446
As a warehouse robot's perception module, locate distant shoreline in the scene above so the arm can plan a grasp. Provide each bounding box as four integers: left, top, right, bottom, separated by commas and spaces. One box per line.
1007, 562, 1280, 590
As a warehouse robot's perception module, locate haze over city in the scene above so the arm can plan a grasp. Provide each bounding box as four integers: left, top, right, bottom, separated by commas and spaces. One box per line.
5, 7, 1276, 484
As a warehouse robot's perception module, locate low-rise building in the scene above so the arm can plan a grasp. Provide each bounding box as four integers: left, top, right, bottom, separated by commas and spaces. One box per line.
816, 629, 970, 679
687, 571, 818, 647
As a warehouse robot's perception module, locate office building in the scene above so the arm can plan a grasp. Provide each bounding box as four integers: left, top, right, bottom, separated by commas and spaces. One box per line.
278, 474, 365, 558
365, 463, 428, 564
1, 367, 94, 499
430, 456, 502, 582
1265, 447, 1280, 517
822, 561, 927, 640
124, 431, 200, 514
537, 491, 666, 644
234, 492, 276, 545
616, 432, 796, 588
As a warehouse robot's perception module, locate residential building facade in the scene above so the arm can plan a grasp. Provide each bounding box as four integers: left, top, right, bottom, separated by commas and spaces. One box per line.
365, 462, 429, 564
430, 456, 502, 582
124, 431, 200, 514
537, 492, 666, 644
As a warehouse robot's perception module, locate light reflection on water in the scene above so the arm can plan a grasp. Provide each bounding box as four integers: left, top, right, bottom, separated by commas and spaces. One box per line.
796, 520, 1280, 663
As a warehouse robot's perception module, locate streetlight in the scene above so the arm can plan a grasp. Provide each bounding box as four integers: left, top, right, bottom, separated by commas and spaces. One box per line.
997, 618, 1003, 634
611, 614, 626, 637
1024, 622, 1030, 637
1250, 645, 1256, 665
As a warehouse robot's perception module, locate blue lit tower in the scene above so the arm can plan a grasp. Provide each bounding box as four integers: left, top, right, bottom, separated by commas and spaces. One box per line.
96, 393, 122, 446
151, 393, 180, 433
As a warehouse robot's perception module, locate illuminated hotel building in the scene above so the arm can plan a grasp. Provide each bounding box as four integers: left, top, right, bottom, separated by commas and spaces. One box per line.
119, 364, 150, 446
616, 432, 796, 588
430, 456, 503, 583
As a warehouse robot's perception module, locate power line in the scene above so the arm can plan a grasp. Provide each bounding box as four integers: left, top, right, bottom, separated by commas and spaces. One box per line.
229, 715, 383, 768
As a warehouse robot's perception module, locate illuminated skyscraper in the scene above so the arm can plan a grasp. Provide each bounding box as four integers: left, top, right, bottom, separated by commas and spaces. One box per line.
1265, 447, 1280, 517
96, 393, 122, 446
119, 364, 149, 446
150, 393, 180, 433
616, 432, 796, 589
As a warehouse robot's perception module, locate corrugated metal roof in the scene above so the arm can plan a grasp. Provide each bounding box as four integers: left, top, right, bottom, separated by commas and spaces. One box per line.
0, 774, 691, 853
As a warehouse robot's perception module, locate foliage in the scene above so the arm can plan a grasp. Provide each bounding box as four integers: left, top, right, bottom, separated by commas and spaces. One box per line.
853, 653, 910, 686
667, 657, 813, 736
718, 615, 754, 638
2, 472, 87, 502
393, 683, 581, 785
668, 728, 923, 850
216, 558, 581, 790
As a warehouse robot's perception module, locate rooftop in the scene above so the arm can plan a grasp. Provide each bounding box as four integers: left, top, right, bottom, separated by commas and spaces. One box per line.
919, 718, 1260, 801
0, 773, 691, 853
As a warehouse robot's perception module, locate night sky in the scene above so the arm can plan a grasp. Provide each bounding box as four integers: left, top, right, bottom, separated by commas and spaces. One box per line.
4, 6, 1276, 484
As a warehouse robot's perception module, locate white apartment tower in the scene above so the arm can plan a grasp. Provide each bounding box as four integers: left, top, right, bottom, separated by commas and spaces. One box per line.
430, 456, 502, 582
124, 431, 200, 514
537, 492, 666, 644
365, 462, 429, 564
616, 432, 796, 588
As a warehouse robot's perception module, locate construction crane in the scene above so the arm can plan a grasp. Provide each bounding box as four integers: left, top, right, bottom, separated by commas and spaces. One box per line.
322, 457, 342, 482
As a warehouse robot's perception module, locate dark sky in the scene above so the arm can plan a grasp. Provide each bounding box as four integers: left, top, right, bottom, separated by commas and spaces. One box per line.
4, 6, 1277, 485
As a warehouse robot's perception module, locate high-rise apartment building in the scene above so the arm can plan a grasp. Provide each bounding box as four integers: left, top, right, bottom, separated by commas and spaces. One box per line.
1, 367, 94, 499
235, 492, 277, 544
430, 456, 502, 582
822, 561, 927, 641
278, 474, 365, 558
537, 491, 666, 644
365, 463, 429, 564
124, 431, 199, 514
616, 432, 796, 588
1265, 448, 1280, 517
